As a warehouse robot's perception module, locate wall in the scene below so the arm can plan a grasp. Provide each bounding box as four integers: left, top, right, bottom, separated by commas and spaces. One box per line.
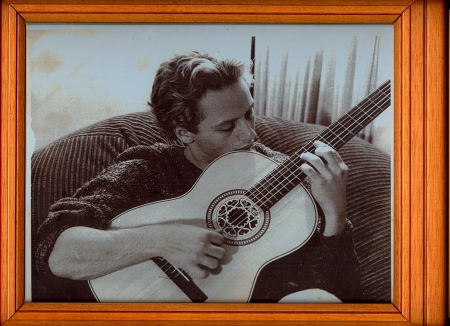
26, 24, 393, 154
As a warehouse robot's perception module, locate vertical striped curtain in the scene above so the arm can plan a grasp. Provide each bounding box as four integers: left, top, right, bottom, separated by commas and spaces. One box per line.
253, 36, 381, 143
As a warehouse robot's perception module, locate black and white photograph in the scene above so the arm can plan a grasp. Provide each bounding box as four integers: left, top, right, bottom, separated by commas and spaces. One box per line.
26, 24, 393, 304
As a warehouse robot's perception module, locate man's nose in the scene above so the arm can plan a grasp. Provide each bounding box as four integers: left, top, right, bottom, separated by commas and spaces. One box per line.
237, 120, 257, 143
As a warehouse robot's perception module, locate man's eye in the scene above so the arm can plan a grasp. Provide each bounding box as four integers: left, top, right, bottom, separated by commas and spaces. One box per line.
221, 125, 234, 132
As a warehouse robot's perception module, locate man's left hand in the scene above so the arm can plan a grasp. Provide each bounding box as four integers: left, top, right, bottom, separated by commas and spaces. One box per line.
300, 140, 348, 236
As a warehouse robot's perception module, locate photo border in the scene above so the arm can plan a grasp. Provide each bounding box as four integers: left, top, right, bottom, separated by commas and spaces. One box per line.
1, 0, 447, 324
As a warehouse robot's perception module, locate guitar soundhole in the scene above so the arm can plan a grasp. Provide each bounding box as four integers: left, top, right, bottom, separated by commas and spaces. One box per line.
206, 189, 270, 246
217, 198, 259, 236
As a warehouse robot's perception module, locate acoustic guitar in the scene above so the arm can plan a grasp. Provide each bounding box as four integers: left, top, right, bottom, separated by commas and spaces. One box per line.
88, 80, 391, 303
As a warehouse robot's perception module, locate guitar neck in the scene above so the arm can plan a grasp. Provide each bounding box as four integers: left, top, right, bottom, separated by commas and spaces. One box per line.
247, 80, 391, 211
309, 79, 391, 151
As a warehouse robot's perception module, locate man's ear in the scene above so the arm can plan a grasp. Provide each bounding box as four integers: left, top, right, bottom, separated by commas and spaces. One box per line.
174, 126, 195, 144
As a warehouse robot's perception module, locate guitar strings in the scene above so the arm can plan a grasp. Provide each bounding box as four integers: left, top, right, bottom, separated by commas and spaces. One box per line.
153, 81, 391, 283
216, 81, 391, 233
218, 81, 391, 232
247, 80, 391, 211
251, 86, 391, 209
252, 82, 391, 208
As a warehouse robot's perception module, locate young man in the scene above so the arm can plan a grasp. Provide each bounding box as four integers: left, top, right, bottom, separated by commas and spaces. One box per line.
34, 51, 360, 302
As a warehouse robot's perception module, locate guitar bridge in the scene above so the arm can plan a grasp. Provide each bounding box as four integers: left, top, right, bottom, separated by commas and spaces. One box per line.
152, 257, 208, 303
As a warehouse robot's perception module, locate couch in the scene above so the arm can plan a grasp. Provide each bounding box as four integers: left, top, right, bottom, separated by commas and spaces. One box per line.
31, 111, 391, 302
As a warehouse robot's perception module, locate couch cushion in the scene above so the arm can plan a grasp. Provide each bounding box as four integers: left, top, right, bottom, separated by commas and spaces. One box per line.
31, 111, 175, 233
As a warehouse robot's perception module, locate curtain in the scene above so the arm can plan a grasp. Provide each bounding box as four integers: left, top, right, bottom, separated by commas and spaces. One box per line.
253, 36, 382, 143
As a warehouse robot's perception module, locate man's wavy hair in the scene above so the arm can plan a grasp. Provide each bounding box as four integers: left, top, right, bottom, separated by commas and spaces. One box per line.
149, 51, 251, 140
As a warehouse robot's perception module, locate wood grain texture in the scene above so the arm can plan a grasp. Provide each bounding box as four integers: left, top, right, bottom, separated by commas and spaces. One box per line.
0, 320, 416, 326
8, 4, 410, 13
10, 4, 404, 23
10, 303, 406, 323
0, 0, 447, 324
394, 6, 412, 320
4, 0, 418, 5
410, 1, 426, 324
14, 12, 25, 314
423, 0, 447, 324
409, 1, 425, 324
1, 1, 21, 322
9, 14, 403, 24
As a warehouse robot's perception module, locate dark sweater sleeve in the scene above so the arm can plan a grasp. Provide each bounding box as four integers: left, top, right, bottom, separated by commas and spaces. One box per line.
301, 225, 361, 302
250, 223, 360, 303
33, 145, 178, 275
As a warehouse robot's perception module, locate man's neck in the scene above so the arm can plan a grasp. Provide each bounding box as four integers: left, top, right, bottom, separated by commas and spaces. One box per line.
184, 147, 208, 171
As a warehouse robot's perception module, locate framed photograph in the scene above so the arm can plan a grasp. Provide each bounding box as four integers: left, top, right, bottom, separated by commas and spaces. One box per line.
27, 23, 394, 305
1, 0, 447, 325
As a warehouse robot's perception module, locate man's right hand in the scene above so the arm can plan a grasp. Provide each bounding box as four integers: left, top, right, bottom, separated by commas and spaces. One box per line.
49, 224, 225, 281
152, 224, 225, 279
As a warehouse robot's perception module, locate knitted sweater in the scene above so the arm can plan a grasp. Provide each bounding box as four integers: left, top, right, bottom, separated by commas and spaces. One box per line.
33, 142, 360, 302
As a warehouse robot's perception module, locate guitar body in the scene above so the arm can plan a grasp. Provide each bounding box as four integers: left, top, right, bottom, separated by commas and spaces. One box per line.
88, 151, 318, 302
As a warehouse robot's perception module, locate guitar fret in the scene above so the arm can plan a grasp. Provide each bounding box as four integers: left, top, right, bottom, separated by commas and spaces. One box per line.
329, 130, 345, 147
250, 171, 287, 205
251, 182, 283, 208
250, 159, 303, 209
258, 164, 300, 187
346, 113, 364, 128
251, 178, 274, 198
316, 135, 333, 148
260, 176, 293, 199
250, 182, 276, 208
275, 160, 301, 184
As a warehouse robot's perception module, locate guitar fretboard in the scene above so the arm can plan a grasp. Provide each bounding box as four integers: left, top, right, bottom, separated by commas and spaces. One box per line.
247, 79, 391, 211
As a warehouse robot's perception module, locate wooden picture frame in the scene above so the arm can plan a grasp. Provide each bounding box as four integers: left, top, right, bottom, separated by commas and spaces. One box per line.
1, 0, 447, 325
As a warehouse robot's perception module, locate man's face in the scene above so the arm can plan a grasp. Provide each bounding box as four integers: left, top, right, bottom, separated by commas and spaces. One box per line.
182, 78, 257, 169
